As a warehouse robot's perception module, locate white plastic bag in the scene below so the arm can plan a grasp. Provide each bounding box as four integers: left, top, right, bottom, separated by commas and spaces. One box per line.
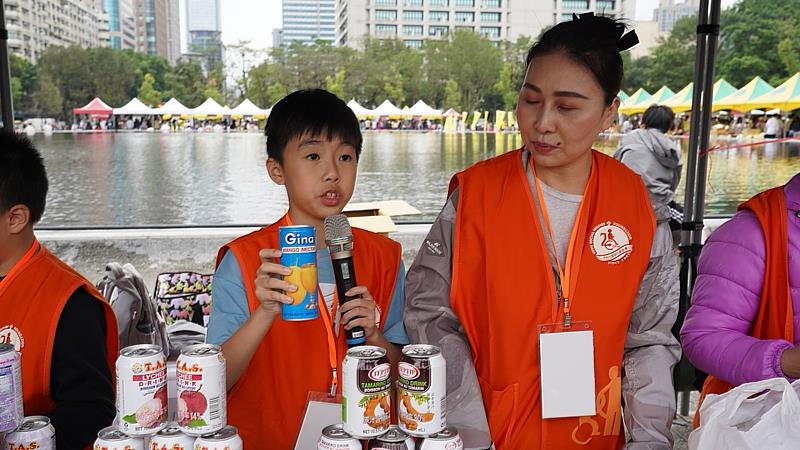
689, 377, 800, 450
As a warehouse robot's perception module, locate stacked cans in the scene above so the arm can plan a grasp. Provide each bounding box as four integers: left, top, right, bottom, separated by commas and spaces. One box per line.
103, 343, 240, 449
323, 344, 461, 450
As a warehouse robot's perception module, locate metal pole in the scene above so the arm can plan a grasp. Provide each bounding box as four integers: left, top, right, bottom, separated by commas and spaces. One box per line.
0, 0, 15, 131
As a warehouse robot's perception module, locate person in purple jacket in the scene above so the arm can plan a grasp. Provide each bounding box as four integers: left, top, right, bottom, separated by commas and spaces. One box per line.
681, 172, 800, 396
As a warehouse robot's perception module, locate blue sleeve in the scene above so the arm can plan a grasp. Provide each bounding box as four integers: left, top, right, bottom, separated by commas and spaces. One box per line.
382, 260, 410, 345
207, 251, 251, 346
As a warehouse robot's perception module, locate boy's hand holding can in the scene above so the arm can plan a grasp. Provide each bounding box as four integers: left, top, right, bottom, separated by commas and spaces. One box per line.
254, 248, 297, 318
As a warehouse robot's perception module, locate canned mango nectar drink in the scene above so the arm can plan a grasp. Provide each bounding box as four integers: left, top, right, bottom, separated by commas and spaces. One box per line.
279, 225, 319, 321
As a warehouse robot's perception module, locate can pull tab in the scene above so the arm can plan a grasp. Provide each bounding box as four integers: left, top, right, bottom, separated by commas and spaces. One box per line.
328, 368, 338, 397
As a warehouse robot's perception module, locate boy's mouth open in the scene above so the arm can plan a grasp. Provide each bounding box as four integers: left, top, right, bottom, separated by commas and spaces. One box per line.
321, 190, 342, 207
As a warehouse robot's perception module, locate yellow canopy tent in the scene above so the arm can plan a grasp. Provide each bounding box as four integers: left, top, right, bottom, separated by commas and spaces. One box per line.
663, 83, 693, 113
617, 88, 652, 115
713, 76, 775, 111
617, 90, 629, 102
620, 86, 674, 115
748, 73, 800, 111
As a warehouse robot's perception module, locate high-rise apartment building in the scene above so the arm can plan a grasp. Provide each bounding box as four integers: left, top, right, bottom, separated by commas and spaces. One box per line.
166, 0, 181, 63
184, 0, 223, 65
335, 0, 631, 49
654, 0, 698, 33
133, 0, 167, 57
104, 0, 137, 49
282, 0, 336, 45
4, 0, 110, 62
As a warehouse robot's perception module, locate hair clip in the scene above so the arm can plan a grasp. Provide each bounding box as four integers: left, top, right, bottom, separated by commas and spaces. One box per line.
617, 30, 639, 51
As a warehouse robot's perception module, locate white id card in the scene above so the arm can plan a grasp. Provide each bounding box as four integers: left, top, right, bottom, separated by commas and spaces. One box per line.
294, 393, 342, 450
538, 323, 596, 419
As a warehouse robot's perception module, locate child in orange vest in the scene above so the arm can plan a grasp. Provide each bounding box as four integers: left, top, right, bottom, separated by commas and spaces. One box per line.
0, 132, 118, 448
207, 89, 408, 448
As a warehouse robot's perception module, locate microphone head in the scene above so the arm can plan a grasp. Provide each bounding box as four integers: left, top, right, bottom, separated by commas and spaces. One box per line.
324, 214, 354, 251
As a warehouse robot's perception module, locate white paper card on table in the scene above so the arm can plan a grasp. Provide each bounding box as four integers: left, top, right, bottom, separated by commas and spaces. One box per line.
539, 330, 596, 419
294, 400, 342, 450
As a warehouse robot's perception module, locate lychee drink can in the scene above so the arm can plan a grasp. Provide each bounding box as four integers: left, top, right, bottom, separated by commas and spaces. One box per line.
0, 343, 23, 433
279, 225, 319, 321
192, 425, 242, 450
4, 416, 55, 450
149, 422, 195, 450
417, 427, 463, 450
116, 344, 168, 435
94, 426, 145, 450
176, 344, 226, 436
318, 423, 362, 450
398, 345, 446, 437
342, 346, 392, 439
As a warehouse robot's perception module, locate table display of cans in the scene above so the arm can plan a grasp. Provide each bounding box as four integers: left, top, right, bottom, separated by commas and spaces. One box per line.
0, 343, 23, 433
2, 416, 55, 450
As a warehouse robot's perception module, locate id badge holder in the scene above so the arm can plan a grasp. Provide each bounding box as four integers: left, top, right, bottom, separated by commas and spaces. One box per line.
294, 392, 342, 450
538, 321, 596, 419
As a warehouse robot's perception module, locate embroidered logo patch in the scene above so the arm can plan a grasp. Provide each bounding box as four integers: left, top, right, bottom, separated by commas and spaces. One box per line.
424, 239, 444, 257
589, 221, 633, 264
0, 325, 24, 351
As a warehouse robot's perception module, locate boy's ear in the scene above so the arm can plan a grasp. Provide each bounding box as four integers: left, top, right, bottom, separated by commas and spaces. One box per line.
266, 158, 285, 185
6, 205, 31, 234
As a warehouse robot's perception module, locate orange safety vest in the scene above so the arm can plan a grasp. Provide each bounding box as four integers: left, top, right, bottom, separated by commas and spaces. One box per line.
695, 186, 792, 427
449, 149, 655, 449
217, 215, 401, 449
0, 240, 118, 414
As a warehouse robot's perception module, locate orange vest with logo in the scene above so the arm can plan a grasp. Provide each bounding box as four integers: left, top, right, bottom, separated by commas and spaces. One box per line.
217, 215, 402, 449
695, 186, 791, 427
449, 149, 655, 449
0, 242, 118, 414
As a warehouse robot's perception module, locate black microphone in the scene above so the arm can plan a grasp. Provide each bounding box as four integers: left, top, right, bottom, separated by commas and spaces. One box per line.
324, 214, 366, 346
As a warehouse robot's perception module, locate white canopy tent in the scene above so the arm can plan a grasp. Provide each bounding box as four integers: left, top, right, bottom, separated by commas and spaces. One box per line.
347, 99, 373, 118
113, 98, 154, 116
229, 99, 268, 117
153, 98, 190, 116
408, 100, 442, 118
372, 100, 408, 118
190, 98, 226, 117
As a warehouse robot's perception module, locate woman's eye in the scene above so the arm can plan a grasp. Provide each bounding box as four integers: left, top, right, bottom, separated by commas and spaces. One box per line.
525, 100, 540, 105
558, 106, 575, 112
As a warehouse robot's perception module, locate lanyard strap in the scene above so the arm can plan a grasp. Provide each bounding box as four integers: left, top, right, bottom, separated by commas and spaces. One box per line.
283, 212, 341, 396
0, 240, 40, 291
528, 154, 589, 328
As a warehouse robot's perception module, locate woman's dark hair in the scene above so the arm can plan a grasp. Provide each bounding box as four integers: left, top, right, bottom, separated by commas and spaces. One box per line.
265, 89, 362, 164
642, 104, 675, 133
526, 13, 638, 106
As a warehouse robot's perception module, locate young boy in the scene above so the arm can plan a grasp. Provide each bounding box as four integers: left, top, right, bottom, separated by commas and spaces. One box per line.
207, 89, 409, 448
0, 132, 118, 447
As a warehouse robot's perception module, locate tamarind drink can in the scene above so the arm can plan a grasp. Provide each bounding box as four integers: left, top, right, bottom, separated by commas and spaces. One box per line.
116, 344, 168, 435
176, 344, 226, 436
368, 425, 417, 450
94, 426, 145, 450
0, 343, 23, 433
317, 423, 362, 450
397, 345, 446, 437
417, 427, 463, 450
342, 346, 392, 439
279, 225, 319, 321
192, 425, 242, 450
3, 416, 55, 450
149, 422, 195, 450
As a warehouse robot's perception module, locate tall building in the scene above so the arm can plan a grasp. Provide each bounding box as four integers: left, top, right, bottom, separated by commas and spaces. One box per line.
654, 0, 699, 33
104, 0, 137, 49
273, 28, 285, 48
166, 0, 181, 63
335, 0, 631, 49
282, 0, 336, 45
184, 0, 223, 66
4, 0, 110, 62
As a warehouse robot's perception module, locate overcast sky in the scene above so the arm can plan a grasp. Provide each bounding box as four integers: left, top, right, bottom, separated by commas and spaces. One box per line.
220, 0, 737, 52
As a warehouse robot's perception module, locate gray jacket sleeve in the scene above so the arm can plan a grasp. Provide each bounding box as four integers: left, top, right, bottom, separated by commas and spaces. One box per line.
404, 191, 493, 450
622, 214, 682, 449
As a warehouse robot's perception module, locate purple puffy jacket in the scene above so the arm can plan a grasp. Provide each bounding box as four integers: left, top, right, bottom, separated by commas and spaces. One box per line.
681, 173, 800, 385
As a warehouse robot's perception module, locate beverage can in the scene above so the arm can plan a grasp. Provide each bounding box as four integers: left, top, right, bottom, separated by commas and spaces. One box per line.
192, 425, 243, 450
368, 425, 416, 450
417, 426, 463, 450
116, 344, 168, 435
398, 345, 446, 437
3, 416, 56, 450
0, 343, 23, 433
176, 344, 226, 436
278, 225, 319, 321
149, 422, 195, 449
317, 423, 362, 450
342, 346, 392, 438
94, 426, 145, 450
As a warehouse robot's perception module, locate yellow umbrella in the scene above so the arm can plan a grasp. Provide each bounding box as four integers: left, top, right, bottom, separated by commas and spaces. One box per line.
748, 73, 800, 111
618, 88, 652, 115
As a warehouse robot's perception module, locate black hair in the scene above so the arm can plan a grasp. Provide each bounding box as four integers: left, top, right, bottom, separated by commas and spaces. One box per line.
265, 89, 362, 164
0, 132, 48, 224
642, 104, 675, 133
526, 14, 637, 106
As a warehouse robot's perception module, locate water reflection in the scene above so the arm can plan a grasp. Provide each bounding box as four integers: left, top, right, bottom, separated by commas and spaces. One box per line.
34, 132, 797, 227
